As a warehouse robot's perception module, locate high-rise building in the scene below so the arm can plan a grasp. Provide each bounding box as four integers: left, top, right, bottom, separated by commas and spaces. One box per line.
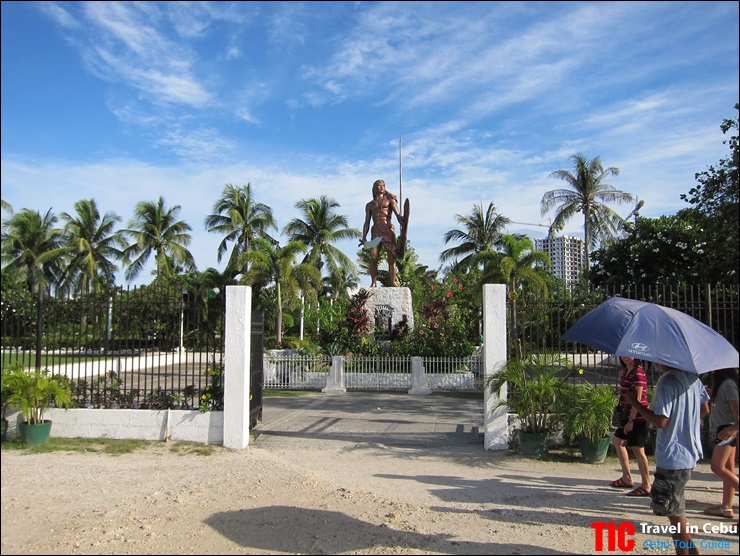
534, 235, 585, 287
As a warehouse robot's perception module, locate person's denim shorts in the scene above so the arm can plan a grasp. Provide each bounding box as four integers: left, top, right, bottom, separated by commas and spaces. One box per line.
651, 467, 691, 517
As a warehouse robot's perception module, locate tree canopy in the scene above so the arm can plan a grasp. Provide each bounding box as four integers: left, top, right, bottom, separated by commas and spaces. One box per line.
541, 153, 634, 273
592, 104, 739, 287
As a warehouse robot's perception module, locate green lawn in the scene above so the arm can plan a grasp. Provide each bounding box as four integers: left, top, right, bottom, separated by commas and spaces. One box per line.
1, 353, 112, 369
263, 389, 314, 397
0, 436, 218, 456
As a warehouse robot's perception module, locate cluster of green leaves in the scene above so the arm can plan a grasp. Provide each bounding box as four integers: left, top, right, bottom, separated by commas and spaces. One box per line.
331, 289, 376, 355
0, 270, 36, 349
590, 213, 709, 287
68, 370, 203, 410
391, 278, 478, 358
198, 359, 224, 412
486, 352, 575, 434
69, 371, 138, 408
300, 280, 480, 358
562, 381, 618, 442
591, 104, 738, 287
684, 113, 738, 213
4, 363, 73, 424
3, 277, 224, 358
680, 104, 739, 282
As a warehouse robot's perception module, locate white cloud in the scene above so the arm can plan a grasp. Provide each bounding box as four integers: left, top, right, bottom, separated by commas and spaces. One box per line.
37, 1, 80, 30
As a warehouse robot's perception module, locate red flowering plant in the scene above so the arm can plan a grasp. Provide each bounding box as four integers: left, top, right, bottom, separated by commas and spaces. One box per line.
330, 288, 379, 355
345, 289, 372, 338
395, 278, 477, 357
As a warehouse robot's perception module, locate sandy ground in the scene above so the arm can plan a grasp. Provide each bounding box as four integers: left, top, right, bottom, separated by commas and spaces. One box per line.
1, 432, 738, 555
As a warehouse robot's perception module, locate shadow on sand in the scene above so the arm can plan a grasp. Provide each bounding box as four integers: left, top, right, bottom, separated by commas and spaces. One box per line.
204, 505, 575, 555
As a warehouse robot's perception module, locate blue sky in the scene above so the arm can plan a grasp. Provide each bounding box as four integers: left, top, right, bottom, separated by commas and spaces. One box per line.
2, 1, 738, 288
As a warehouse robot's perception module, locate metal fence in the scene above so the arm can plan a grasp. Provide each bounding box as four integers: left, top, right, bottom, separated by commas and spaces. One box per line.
509, 282, 739, 390
1, 285, 225, 409
2, 282, 736, 404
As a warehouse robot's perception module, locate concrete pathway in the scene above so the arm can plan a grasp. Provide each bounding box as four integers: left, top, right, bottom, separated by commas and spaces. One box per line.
252, 391, 485, 448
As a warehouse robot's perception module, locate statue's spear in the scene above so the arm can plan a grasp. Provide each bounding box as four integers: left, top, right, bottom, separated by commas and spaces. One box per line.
399, 137, 403, 207
398, 137, 410, 259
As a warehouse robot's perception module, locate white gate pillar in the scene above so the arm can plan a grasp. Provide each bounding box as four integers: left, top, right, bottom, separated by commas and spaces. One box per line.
322, 356, 347, 393
483, 284, 508, 450
223, 285, 252, 449
408, 356, 431, 396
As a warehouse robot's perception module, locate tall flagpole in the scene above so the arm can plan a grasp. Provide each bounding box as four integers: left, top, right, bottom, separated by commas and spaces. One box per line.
399, 138, 403, 207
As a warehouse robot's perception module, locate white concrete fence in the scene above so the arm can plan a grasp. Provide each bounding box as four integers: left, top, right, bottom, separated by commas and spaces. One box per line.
264, 354, 480, 392
8, 284, 509, 450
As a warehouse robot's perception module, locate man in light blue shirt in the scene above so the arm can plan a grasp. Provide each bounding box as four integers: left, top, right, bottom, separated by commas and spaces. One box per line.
625, 364, 710, 556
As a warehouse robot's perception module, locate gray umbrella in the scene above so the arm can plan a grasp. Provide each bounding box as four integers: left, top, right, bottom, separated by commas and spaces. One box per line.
562, 297, 739, 374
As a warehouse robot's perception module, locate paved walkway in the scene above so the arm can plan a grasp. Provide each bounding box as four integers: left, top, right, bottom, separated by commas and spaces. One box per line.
252, 391, 485, 448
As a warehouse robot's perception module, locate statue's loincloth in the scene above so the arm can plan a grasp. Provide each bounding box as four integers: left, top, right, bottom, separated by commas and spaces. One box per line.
371, 222, 397, 251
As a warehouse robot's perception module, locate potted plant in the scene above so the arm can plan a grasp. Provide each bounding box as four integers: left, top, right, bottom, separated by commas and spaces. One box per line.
563, 381, 619, 463
6, 363, 73, 445
486, 351, 573, 458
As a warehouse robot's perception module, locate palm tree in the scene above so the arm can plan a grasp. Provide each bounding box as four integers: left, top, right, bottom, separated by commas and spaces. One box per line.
193, 266, 239, 294
440, 202, 511, 272
1, 208, 68, 297
121, 197, 196, 282
475, 234, 550, 357
357, 240, 391, 286
322, 270, 359, 301
1, 199, 13, 246
59, 199, 125, 295
283, 195, 360, 283
1, 208, 70, 369
238, 238, 321, 344
480, 234, 551, 295
541, 153, 634, 271
204, 183, 277, 276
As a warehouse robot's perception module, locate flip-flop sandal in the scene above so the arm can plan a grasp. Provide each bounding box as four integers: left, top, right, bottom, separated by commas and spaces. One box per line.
703, 506, 735, 518
610, 478, 635, 488
626, 486, 650, 497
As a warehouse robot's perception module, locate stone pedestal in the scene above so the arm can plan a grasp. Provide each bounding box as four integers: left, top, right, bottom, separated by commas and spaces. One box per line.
365, 287, 414, 337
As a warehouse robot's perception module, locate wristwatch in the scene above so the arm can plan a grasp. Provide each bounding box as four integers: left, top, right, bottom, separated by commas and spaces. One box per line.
628, 418, 635, 422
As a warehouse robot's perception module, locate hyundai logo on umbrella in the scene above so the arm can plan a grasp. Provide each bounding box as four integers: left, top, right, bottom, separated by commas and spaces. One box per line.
631, 343, 650, 352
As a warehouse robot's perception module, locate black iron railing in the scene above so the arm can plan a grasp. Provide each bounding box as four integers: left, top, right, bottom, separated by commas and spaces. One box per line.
1, 285, 226, 409
2, 282, 736, 405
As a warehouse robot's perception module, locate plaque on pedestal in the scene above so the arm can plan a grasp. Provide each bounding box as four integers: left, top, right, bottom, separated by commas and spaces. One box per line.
365, 287, 414, 338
